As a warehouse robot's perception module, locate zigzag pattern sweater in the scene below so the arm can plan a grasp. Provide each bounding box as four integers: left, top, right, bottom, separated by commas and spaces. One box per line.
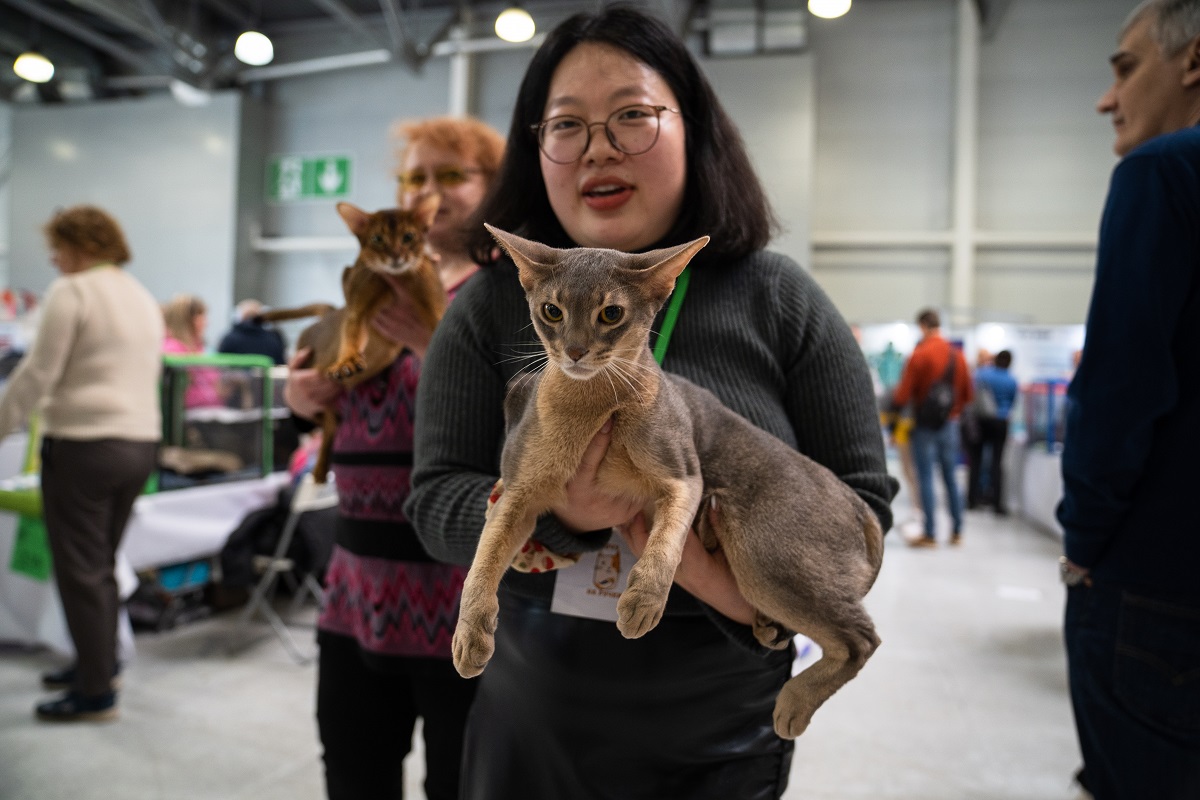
317, 281, 471, 664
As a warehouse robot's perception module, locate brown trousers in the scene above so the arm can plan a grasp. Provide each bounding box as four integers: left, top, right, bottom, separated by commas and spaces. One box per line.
41, 437, 158, 696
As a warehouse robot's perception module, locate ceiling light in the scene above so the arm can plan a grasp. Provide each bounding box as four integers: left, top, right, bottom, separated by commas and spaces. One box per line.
234, 30, 274, 66
495, 6, 536, 43
13, 51, 54, 83
808, 0, 852, 19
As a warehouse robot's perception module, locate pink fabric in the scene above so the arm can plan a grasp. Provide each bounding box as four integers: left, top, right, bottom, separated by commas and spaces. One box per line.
163, 336, 222, 408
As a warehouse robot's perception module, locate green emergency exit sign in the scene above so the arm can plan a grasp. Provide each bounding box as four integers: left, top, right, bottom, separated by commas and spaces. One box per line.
267, 154, 352, 202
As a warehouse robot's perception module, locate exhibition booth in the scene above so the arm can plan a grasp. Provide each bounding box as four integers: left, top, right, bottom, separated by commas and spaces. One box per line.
0, 354, 293, 654
859, 320, 1083, 538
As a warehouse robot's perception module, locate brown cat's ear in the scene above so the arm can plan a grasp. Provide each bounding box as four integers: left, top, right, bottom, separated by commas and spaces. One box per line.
630, 236, 710, 299
413, 194, 441, 229
484, 224, 563, 289
336, 202, 371, 237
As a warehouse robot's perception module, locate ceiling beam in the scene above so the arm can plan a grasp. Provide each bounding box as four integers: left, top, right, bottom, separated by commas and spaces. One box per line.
0, 0, 162, 73
308, 0, 384, 47
197, 0, 254, 30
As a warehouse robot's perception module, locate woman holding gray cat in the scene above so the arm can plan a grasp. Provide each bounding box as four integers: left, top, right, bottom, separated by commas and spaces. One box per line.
406, 6, 897, 798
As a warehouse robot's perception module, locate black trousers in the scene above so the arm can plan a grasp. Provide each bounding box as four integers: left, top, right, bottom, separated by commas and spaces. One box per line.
41, 437, 157, 696
461, 590, 794, 800
316, 631, 477, 800
966, 417, 1009, 510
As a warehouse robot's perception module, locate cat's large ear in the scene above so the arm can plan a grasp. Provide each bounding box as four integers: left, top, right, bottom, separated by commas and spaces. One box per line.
485, 224, 563, 289
336, 202, 371, 237
629, 236, 710, 301
413, 194, 441, 229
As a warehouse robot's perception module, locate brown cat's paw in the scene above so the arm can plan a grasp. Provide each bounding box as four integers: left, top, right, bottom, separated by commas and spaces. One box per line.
451, 617, 496, 678
326, 356, 366, 382
616, 587, 665, 639
773, 693, 816, 740
753, 614, 795, 650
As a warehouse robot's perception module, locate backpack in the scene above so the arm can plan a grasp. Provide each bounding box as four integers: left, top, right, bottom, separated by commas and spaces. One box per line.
915, 356, 956, 430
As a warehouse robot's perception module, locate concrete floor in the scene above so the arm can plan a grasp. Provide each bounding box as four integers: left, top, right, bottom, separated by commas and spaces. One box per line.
0, 470, 1090, 800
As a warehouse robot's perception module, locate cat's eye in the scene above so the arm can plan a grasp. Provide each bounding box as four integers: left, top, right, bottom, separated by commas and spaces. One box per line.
542, 303, 563, 322
371, 234, 385, 246
599, 306, 623, 325
402, 232, 415, 244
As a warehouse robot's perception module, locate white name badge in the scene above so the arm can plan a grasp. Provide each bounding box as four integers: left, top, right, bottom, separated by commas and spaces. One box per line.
550, 534, 637, 622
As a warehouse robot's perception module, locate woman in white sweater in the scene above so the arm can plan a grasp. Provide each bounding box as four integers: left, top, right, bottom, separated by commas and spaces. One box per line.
0, 205, 163, 722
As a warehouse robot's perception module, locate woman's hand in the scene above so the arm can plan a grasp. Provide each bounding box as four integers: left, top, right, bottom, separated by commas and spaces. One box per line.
282, 347, 342, 421
617, 502, 756, 626
551, 417, 643, 533
373, 274, 436, 359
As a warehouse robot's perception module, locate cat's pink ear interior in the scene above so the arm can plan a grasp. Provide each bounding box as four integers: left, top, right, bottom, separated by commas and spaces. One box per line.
414, 194, 441, 229
646, 235, 709, 280
336, 202, 371, 236
485, 224, 561, 284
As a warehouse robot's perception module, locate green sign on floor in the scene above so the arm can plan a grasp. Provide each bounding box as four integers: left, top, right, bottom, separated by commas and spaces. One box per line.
266, 154, 352, 202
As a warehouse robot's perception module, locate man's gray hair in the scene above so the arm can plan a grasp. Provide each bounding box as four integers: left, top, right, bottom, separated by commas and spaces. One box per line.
1125, 0, 1200, 55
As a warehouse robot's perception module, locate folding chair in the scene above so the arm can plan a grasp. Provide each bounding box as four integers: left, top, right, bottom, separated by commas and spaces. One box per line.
235, 472, 337, 663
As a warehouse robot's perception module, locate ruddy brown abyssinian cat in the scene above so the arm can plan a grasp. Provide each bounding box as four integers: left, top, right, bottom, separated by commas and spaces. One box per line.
453, 225, 884, 740
261, 196, 446, 483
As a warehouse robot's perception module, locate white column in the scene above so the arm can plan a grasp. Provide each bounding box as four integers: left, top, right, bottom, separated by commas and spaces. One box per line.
447, 25, 473, 116
951, 0, 980, 324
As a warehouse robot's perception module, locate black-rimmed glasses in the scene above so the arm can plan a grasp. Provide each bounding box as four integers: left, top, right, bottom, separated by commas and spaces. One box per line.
531, 104, 679, 164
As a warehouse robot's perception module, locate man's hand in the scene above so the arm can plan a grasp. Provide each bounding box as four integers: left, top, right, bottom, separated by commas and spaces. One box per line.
551, 416, 643, 533
282, 347, 342, 421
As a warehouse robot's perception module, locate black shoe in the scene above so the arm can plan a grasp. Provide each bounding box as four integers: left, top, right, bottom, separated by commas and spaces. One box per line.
41, 663, 122, 691
35, 690, 118, 722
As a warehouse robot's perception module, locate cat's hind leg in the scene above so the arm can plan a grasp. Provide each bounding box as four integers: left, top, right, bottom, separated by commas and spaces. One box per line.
771, 603, 880, 739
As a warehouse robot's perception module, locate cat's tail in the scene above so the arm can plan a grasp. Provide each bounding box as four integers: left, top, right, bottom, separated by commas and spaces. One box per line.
254, 303, 336, 323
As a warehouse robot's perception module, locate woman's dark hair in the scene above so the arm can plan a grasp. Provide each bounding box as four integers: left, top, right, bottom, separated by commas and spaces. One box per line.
467, 3, 777, 266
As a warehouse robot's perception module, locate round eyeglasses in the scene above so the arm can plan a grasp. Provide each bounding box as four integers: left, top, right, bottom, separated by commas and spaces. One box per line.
397, 166, 482, 192
531, 104, 679, 164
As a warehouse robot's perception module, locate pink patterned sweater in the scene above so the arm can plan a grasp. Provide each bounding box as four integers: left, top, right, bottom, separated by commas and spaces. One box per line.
316, 279, 471, 663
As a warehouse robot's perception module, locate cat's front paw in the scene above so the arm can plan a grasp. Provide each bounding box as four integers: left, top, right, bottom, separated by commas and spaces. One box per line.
616, 585, 666, 639
451, 605, 498, 678
773, 677, 819, 739
326, 356, 366, 382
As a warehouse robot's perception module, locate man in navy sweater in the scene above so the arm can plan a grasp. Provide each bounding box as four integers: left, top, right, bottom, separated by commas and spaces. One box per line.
1057, 1, 1200, 796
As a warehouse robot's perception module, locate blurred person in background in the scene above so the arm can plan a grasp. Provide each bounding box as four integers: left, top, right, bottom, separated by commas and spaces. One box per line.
217, 299, 286, 365
890, 308, 973, 547
0, 205, 162, 722
965, 349, 1017, 514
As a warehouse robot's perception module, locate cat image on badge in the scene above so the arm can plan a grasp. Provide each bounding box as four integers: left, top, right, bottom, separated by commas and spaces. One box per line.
452, 225, 885, 740
592, 543, 621, 591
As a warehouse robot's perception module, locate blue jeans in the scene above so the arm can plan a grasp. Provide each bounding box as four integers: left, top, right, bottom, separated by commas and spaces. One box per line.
1064, 582, 1200, 799
910, 421, 964, 539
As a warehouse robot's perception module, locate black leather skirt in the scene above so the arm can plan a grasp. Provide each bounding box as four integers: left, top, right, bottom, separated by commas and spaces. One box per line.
460, 589, 795, 800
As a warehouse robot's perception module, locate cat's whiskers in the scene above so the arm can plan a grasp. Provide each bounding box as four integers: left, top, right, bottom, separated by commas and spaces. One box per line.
604, 358, 647, 397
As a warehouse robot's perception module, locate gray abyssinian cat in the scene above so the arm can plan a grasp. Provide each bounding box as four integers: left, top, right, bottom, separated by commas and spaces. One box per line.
453, 225, 885, 739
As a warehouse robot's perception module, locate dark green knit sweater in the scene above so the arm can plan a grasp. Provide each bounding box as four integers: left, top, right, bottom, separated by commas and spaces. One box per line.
406, 250, 897, 633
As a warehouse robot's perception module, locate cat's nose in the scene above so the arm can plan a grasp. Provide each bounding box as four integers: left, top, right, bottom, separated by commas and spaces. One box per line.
566, 346, 588, 362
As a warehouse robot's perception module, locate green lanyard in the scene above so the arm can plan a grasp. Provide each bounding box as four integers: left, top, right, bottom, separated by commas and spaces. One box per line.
651, 266, 690, 366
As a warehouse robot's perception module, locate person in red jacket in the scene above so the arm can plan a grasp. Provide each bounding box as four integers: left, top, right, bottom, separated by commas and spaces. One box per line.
890, 308, 973, 547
